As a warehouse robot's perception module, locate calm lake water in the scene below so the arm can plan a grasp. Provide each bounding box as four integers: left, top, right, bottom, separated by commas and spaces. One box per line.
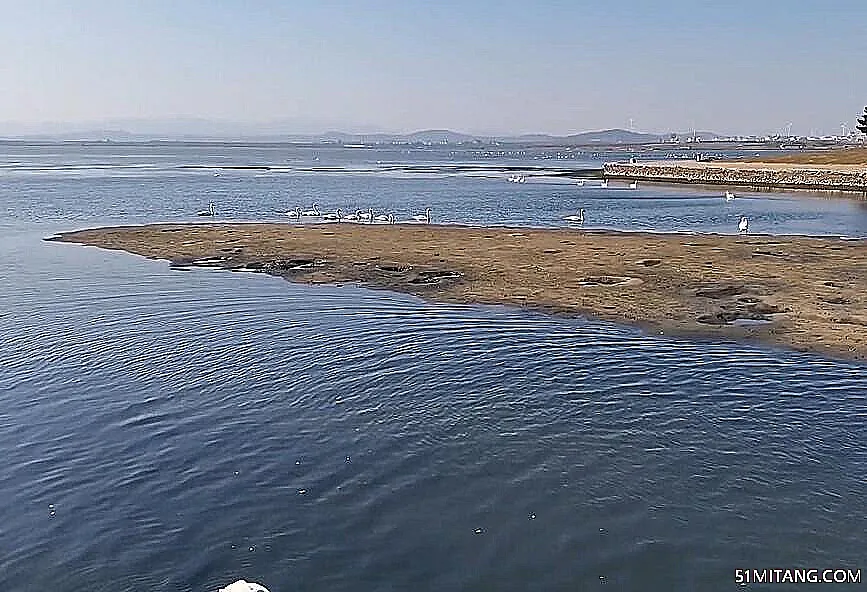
2, 143, 865, 591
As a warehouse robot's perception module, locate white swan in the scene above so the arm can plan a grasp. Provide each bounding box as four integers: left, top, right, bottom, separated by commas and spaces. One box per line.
284, 206, 302, 218
196, 202, 216, 216
358, 208, 374, 223
301, 203, 321, 217
738, 216, 749, 234
374, 212, 395, 224
411, 208, 432, 223
322, 208, 342, 221
600, 180, 608, 189
564, 208, 585, 224
725, 190, 736, 202
342, 210, 360, 223
219, 580, 269, 592
629, 181, 638, 189
575, 179, 585, 187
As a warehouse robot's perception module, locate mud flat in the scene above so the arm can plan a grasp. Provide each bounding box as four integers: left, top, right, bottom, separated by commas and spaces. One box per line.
50, 223, 867, 360
604, 159, 867, 193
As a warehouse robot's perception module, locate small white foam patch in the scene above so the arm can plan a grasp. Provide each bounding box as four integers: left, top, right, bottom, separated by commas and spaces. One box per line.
219, 580, 270, 592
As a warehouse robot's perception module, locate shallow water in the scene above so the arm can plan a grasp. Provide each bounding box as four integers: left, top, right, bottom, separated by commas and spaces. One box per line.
2, 143, 866, 591
2, 141, 866, 237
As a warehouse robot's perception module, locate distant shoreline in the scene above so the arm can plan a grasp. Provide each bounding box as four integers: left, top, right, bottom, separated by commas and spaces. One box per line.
50, 223, 867, 361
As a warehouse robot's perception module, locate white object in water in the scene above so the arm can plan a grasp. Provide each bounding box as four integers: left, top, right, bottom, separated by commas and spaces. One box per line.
358, 208, 374, 222
322, 208, 342, 221
600, 180, 608, 189
564, 208, 585, 224
301, 203, 321, 216
374, 212, 395, 224
197, 202, 216, 216
576, 179, 585, 187
411, 208, 432, 223
725, 190, 736, 202
219, 580, 270, 592
343, 210, 360, 223
284, 207, 302, 218
507, 174, 526, 183
629, 181, 638, 189
738, 216, 749, 233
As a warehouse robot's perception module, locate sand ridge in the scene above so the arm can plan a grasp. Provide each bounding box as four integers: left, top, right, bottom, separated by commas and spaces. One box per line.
51, 223, 867, 361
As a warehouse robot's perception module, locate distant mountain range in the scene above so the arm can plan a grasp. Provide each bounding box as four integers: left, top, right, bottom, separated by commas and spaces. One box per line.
322, 128, 684, 145
0, 118, 726, 144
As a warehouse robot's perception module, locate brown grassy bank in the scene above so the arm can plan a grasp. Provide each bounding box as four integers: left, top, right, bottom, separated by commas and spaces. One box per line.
746, 147, 867, 166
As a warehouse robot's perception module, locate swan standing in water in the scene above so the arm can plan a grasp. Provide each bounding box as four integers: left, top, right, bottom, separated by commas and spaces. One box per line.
284, 206, 302, 219
342, 210, 361, 223
358, 208, 374, 223
322, 208, 343, 222
738, 216, 749, 234
411, 208, 432, 223
301, 203, 321, 217
600, 179, 609, 189
374, 212, 395, 224
196, 202, 216, 216
629, 181, 638, 189
725, 190, 736, 202
564, 208, 585, 224
575, 179, 586, 187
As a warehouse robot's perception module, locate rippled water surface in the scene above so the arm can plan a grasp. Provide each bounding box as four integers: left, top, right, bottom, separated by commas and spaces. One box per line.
2, 143, 866, 591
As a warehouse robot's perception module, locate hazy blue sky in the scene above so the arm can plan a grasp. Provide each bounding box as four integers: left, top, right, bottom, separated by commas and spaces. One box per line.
2, 0, 866, 135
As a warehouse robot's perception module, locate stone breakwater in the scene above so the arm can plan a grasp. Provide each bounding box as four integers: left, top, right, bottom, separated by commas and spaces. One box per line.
604, 160, 867, 192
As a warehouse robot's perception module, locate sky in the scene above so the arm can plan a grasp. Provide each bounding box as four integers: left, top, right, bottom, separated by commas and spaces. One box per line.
1, 0, 866, 136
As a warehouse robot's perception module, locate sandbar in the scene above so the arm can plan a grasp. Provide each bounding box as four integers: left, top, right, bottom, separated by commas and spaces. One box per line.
50, 224, 867, 361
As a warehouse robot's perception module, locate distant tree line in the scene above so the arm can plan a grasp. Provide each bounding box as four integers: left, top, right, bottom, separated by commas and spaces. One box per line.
858, 106, 867, 134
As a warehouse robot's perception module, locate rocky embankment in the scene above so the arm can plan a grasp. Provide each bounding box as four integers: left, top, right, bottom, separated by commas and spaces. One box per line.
604, 161, 867, 192
49, 223, 867, 361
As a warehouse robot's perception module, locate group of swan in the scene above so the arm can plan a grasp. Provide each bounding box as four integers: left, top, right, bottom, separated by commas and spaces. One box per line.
724, 191, 750, 232
284, 203, 429, 224
591, 180, 637, 189
564, 207, 749, 233
575, 180, 636, 189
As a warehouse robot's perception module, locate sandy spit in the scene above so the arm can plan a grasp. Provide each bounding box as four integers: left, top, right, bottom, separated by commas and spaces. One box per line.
50, 223, 867, 361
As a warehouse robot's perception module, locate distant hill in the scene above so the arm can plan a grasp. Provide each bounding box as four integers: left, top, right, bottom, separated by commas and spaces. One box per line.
564, 129, 663, 144
0, 119, 728, 145
321, 128, 682, 145
322, 129, 478, 144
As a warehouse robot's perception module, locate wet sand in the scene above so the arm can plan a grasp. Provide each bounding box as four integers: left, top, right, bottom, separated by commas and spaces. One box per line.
51, 223, 867, 361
